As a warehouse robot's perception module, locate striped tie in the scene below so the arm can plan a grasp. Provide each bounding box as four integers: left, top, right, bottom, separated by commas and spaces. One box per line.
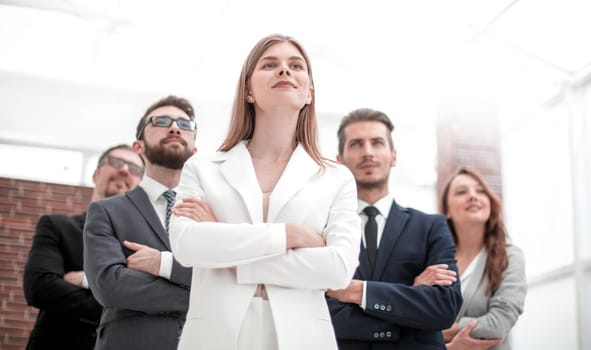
162, 190, 176, 232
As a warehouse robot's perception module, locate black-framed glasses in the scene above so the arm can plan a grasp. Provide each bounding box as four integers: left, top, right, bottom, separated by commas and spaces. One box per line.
100, 155, 144, 177
137, 115, 197, 139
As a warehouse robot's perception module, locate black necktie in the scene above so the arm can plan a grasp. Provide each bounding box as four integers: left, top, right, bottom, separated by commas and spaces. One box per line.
363, 206, 379, 269
162, 190, 176, 232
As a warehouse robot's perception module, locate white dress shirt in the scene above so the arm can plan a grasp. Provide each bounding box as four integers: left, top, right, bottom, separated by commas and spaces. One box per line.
140, 175, 178, 280
358, 193, 394, 309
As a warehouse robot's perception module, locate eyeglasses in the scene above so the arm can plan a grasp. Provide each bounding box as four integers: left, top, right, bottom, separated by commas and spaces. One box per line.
137, 115, 197, 139
100, 155, 144, 177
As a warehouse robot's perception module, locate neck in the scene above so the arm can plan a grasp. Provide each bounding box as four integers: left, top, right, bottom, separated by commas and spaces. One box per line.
248, 110, 298, 160
358, 186, 389, 206
454, 222, 486, 257
145, 163, 182, 189
90, 190, 103, 202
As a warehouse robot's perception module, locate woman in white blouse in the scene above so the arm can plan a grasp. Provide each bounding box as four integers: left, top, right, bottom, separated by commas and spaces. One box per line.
439, 167, 527, 350
169, 34, 360, 350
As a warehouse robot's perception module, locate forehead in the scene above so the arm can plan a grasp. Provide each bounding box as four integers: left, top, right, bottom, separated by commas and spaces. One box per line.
108, 148, 142, 166
344, 121, 391, 140
259, 42, 305, 61
148, 105, 190, 119
450, 174, 481, 188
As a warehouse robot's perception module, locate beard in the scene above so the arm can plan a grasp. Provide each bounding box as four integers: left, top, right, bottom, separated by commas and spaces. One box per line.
144, 137, 193, 170
355, 176, 389, 191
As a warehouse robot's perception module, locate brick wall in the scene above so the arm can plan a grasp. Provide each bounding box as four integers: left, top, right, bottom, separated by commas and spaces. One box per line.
0, 177, 91, 350
436, 98, 503, 198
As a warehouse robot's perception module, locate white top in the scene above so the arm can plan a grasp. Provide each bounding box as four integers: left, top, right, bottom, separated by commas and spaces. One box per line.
460, 246, 486, 295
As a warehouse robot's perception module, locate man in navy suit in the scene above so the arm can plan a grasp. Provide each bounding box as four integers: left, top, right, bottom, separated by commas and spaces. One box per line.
84, 95, 197, 350
23, 144, 144, 350
327, 108, 462, 349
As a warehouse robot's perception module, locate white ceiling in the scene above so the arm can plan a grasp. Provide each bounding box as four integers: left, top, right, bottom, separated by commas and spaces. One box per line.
0, 0, 590, 154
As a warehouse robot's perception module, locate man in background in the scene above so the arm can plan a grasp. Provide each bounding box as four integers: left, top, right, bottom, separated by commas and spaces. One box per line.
84, 95, 197, 350
23, 144, 144, 350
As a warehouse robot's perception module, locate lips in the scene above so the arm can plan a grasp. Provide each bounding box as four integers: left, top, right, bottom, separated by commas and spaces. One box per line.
162, 137, 186, 146
359, 161, 378, 170
272, 80, 296, 88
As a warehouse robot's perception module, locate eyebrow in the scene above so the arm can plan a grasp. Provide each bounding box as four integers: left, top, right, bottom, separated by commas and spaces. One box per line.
259, 55, 305, 62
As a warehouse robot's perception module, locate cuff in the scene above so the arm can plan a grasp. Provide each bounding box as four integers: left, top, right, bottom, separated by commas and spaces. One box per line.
82, 273, 89, 289
159, 251, 173, 279
361, 280, 367, 309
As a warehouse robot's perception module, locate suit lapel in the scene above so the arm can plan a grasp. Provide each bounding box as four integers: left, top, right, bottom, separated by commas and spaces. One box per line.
373, 201, 409, 280
127, 187, 171, 249
267, 144, 319, 222
218, 142, 262, 223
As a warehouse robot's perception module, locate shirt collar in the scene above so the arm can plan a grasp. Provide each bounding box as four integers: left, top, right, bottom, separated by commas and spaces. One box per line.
357, 193, 394, 219
140, 175, 178, 204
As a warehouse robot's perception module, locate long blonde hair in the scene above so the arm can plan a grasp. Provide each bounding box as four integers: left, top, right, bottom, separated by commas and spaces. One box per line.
218, 34, 326, 166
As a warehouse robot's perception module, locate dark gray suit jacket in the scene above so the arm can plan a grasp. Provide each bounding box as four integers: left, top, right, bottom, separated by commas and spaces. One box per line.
83, 186, 191, 350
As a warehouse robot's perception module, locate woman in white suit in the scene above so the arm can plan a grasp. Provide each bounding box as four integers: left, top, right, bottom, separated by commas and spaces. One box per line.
169, 34, 361, 350
439, 167, 527, 350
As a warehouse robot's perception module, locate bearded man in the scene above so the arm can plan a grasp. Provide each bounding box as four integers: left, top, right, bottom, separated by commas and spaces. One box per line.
84, 96, 197, 350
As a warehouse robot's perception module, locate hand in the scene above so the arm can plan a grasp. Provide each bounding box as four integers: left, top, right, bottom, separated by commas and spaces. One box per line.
172, 197, 217, 222
63, 271, 85, 287
442, 322, 460, 342
124, 240, 161, 276
326, 279, 364, 305
446, 321, 502, 350
413, 264, 457, 286
285, 223, 326, 249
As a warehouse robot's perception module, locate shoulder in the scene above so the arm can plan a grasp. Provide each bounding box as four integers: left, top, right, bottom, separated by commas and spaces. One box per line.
506, 245, 525, 265
321, 162, 355, 181
403, 205, 447, 224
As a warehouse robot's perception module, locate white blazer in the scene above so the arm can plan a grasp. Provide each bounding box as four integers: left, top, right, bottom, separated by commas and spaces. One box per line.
170, 141, 361, 350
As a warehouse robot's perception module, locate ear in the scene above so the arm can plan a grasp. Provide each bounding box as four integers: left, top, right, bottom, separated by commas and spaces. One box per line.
336, 154, 343, 164
92, 168, 99, 185
391, 149, 397, 167
132, 140, 143, 154
306, 86, 314, 104
192, 146, 197, 155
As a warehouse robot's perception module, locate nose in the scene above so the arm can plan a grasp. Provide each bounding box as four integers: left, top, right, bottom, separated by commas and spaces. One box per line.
362, 143, 374, 157
168, 120, 181, 134
117, 163, 130, 175
277, 63, 291, 76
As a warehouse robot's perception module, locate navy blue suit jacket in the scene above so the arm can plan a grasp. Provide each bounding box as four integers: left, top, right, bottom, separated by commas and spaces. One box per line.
327, 201, 462, 350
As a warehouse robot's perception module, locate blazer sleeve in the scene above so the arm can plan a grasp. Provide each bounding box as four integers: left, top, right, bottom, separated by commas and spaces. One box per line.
235, 172, 361, 290
83, 201, 189, 315
458, 245, 527, 339
363, 216, 462, 330
327, 295, 401, 342
170, 159, 288, 268
23, 215, 102, 323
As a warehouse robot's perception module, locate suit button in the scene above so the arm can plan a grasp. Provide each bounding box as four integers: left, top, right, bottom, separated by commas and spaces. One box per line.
386, 305, 392, 311
386, 331, 392, 337
380, 332, 385, 338
373, 332, 380, 338
374, 304, 380, 310
380, 305, 385, 311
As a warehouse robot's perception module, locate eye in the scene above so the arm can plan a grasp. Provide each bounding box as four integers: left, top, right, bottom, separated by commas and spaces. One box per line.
290, 62, 305, 70
372, 139, 385, 145
262, 62, 276, 69
349, 140, 361, 148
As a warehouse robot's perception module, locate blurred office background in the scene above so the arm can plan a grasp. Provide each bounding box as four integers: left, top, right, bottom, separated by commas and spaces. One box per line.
0, 1, 590, 349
